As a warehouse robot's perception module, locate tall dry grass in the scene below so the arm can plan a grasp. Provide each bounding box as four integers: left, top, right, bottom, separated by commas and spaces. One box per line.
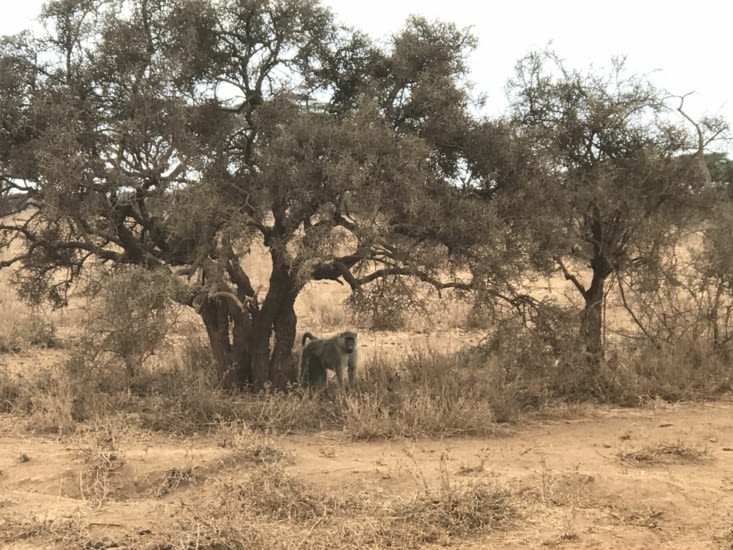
3, 321, 731, 439
2, 228, 733, 438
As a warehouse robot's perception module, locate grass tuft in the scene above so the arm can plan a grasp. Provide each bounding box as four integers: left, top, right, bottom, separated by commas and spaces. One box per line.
618, 441, 712, 466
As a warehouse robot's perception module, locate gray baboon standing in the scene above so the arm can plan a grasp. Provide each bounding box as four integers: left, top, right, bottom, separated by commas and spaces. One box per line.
300, 331, 358, 390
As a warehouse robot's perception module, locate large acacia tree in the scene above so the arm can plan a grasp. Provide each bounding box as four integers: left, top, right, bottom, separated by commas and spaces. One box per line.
0, 0, 500, 389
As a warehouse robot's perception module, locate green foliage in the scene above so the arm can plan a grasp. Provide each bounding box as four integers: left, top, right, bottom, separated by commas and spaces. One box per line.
347, 278, 412, 330
1, 1, 728, 391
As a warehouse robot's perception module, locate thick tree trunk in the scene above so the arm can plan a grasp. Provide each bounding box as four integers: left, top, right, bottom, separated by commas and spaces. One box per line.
271, 299, 298, 389
250, 322, 271, 390
197, 249, 300, 391
249, 259, 300, 390
200, 299, 252, 389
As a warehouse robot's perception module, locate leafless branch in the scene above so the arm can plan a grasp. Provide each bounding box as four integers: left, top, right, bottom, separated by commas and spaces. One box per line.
676, 93, 712, 185
553, 255, 587, 298
616, 274, 660, 347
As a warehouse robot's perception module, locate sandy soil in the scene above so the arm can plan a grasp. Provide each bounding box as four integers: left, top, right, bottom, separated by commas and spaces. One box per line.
2, 400, 733, 549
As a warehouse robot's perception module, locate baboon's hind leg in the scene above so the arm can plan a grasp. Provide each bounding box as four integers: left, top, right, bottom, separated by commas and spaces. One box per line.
303, 357, 327, 389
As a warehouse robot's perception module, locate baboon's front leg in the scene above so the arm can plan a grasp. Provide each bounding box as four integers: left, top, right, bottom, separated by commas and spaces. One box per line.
347, 363, 356, 388
335, 363, 346, 389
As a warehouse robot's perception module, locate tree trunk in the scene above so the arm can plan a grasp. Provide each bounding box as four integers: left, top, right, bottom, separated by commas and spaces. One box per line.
580, 269, 606, 362
249, 258, 300, 390
271, 298, 298, 389
250, 322, 271, 390
200, 298, 252, 390
198, 250, 300, 391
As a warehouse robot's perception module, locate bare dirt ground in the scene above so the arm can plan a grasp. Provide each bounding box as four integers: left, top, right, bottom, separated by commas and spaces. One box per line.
2, 400, 733, 549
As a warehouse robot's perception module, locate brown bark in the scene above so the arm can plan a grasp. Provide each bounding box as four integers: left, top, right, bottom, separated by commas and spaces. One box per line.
580, 267, 606, 362
200, 298, 253, 389
248, 256, 300, 390
198, 245, 301, 391
271, 298, 298, 389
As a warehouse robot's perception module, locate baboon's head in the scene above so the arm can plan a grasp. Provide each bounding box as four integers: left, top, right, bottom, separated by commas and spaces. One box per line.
340, 331, 357, 354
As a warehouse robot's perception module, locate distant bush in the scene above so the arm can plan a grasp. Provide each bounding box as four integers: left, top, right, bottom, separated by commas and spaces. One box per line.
0, 311, 56, 353
348, 278, 412, 331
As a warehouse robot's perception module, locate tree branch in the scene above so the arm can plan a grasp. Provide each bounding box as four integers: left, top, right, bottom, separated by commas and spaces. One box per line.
616, 273, 660, 347
553, 255, 588, 298
355, 267, 472, 292
676, 93, 712, 186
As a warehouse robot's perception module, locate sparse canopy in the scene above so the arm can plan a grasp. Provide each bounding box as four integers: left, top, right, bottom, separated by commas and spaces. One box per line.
506, 51, 716, 358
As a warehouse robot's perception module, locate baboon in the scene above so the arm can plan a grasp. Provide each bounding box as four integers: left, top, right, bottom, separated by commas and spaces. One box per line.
300, 331, 358, 390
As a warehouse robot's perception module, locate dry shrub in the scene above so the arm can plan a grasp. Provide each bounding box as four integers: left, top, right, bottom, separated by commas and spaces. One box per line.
13, 353, 154, 434
337, 350, 516, 439
234, 463, 358, 522
74, 422, 126, 507
81, 266, 183, 377
0, 366, 21, 413
389, 450, 516, 545
0, 337, 524, 438
518, 463, 596, 508
0, 515, 88, 549
0, 309, 56, 352
0, 361, 79, 433
6, 330, 731, 439
0, 286, 32, 352
621, 338, 733, 401
461, 304, 590, 400
390, 483, 514, 544
460, 300, 733, 406
561, 337, 733, 406
216, 420, 290, 464
157, 464, 363, 549
74, 337, 336, 435
152, 466, 201, 498
0, 267, 191, 431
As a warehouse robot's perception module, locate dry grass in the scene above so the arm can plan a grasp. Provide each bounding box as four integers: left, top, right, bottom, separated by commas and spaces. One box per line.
74, 426, 127, 507
618, 441, 713, 466
0, 516, 89, 549
0, 287, 57, 353
2, 225, 733, 443
2, 324, 733, 442
147, 448, 517, 550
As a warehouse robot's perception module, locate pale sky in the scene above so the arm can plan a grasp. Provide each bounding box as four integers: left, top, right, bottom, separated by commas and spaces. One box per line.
2, 0, 731, 150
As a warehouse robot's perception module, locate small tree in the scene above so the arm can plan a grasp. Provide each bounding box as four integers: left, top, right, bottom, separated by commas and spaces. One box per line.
505, 52, 719, 360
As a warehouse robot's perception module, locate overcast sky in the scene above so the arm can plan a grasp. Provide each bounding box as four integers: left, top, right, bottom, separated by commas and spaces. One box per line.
2, 0, 731, 150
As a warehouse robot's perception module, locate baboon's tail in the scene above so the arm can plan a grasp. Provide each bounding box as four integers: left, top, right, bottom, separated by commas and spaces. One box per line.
302, 332, 318, 346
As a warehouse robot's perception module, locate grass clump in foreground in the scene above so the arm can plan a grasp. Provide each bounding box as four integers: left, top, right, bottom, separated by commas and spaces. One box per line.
618, 441, 713, 466
158, 452, 517, 550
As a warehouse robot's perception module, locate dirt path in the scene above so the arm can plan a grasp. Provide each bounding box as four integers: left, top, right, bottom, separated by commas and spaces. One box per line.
2, 401, 733, 548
